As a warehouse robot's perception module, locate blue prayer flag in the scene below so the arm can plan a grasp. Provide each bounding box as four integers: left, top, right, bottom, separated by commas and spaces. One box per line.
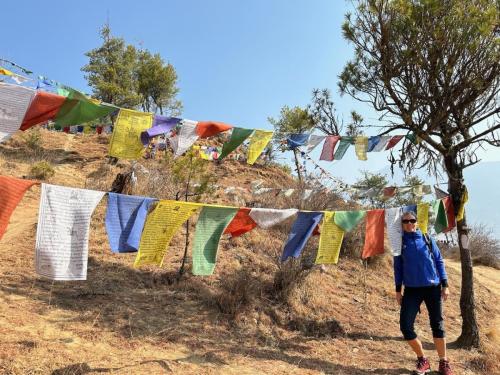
281, 211, 324, 261
105, 193, 156, 253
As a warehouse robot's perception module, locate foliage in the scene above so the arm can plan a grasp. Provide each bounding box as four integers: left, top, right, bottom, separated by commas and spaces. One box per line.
169, 149, 215, 201
352, 171, 388, 208
268, 105, 315, 147
136, 50, 182, 116
339, 0, 500, 348
29, 161, 55, 180
393, 175, 426, 207
307, 88, 363, 136
82, 25, 181, 115
448, 225, 500, 269
82, 25, 141, 108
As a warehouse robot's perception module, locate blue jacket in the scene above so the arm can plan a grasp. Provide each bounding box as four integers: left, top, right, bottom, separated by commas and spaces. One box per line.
394, 230, 448, 291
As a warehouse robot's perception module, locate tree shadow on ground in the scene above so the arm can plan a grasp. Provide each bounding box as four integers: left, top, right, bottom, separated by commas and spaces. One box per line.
0, 143, 101, 165
2, 257, 412, 374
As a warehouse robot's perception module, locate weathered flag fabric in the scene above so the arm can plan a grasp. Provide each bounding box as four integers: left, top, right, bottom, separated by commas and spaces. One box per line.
105, 193, 157, 253
35, 184, 105, 280
0, 176, 38, 241
281, 212, 324, 261
0, 83, 35, 142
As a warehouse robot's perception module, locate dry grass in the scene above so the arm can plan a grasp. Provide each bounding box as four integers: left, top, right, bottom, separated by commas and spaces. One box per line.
0, 129, 499, 374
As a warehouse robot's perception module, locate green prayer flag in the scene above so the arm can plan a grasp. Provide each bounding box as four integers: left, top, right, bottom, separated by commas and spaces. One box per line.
55, 89, 117, 126
192, 206, 238, 275
334, 210, 366, 232
406, 132, 417, 145
432, 199, 448, 234
219, 127, 254, 160
334, 137, 354, 160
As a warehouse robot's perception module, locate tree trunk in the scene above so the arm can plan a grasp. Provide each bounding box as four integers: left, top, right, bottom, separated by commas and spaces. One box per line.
445, 156, 480, 348
293, 149, 303, 183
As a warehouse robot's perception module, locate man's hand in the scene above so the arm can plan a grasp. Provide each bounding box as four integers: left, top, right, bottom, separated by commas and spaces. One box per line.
396, 291, 403, 306
441, 287, 449, 301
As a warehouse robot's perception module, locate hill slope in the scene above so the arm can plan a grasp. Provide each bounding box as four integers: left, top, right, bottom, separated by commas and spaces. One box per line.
0, 129, 498, 375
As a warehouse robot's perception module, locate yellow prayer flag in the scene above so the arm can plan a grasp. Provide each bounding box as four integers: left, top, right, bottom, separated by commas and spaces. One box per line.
315, 211, 345, 264
83, 125, 92, 134
247, 130, 273, 165
134, 201, 200, 267
109, 109, 153, 160
354, 136, 368, 161
0, 68, 14, 76
417, 203, 430, 234
457, 187, 468, 222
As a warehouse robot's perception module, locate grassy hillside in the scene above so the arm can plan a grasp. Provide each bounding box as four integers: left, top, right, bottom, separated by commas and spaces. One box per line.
0, 129, 498, 374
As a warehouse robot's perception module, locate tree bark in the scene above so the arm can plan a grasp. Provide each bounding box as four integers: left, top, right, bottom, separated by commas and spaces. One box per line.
444, 156, 480, 348
293, 148, 303, 183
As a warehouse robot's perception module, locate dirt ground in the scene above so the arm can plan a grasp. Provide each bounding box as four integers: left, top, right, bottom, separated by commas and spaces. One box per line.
0, 130, 498, 374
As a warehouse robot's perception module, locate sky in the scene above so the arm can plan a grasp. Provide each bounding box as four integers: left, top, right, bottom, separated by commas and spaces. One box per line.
2, 1, 499, 187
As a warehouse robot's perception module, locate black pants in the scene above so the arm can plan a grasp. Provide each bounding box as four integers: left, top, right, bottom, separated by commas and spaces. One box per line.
400, 286, 445, 340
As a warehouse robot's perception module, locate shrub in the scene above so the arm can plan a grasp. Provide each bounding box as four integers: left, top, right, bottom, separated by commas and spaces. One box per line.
29, 161, 55, 180
447, 224, 500, 269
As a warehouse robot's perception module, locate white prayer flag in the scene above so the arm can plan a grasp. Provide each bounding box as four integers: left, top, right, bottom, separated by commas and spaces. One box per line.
0, 83, 35, 142
249, 208, 298, 229
304, 135, 326, 153
35, 184, 105, 280
372, 135, 392, 152
171, 119, 199, 157
385, 207, 403, 256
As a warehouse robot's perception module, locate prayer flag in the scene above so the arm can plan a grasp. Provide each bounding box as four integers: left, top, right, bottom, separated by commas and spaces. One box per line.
417, 203, 430, 234
192, 206, 238, 275
105, 193, 156, 253
434, 186, 449, 199
249, 208, 298, 228
171, 119, 199, 157
457, 187, 468, 222
372, 135, 391, 151
0, 68, 14, 76
286, 133, 309, 149
315, 211, 344, 264
385, 135, 404, 150
432, 199, 448, 234
195, 121, 233, 138
334, 210, 366, 232
281, 212, 323, 261
219, 127, 254, 160
304, 135, 326, 153
334, 137, 354, 160
0, 176, 38, 241
247, 130, 273, 165
386, 207, 403, 256
354, 136, 369, 161
367, 136, 381, 152
140, 116, 180, 146
35, 184, 105, 280
134, 201, 199, 267
442, 196, 456, 233
319, 135, 340, 161
383, 187, 397, 198
362, 209, 385, 259
224, 207, 257, 238
54, 89, 116, 126
108, 109, 154, 159
0, 83, 35, 142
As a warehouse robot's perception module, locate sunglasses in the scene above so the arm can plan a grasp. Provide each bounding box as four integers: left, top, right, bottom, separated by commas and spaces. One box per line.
402, 219, 417, 224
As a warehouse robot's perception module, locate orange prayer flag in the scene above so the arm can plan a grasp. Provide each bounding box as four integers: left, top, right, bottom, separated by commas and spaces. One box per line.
442, 196, 456, 233
0, 176, 38, 240
195, 121, 233, 138
224, 207, 257, 237
20, 91, 66, 130
361, 209, 385, 259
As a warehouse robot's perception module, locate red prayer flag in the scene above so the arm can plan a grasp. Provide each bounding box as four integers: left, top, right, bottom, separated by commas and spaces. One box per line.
0, 176, 38, 241
20, 91, 66, 130
385, 135, 404, 150
319, 135, 340, 161
442, 196, 456, 233
224, 208, 257, 237
196, 121, 233, 138
361, 209, 385, 259
383, 187, 397, 198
